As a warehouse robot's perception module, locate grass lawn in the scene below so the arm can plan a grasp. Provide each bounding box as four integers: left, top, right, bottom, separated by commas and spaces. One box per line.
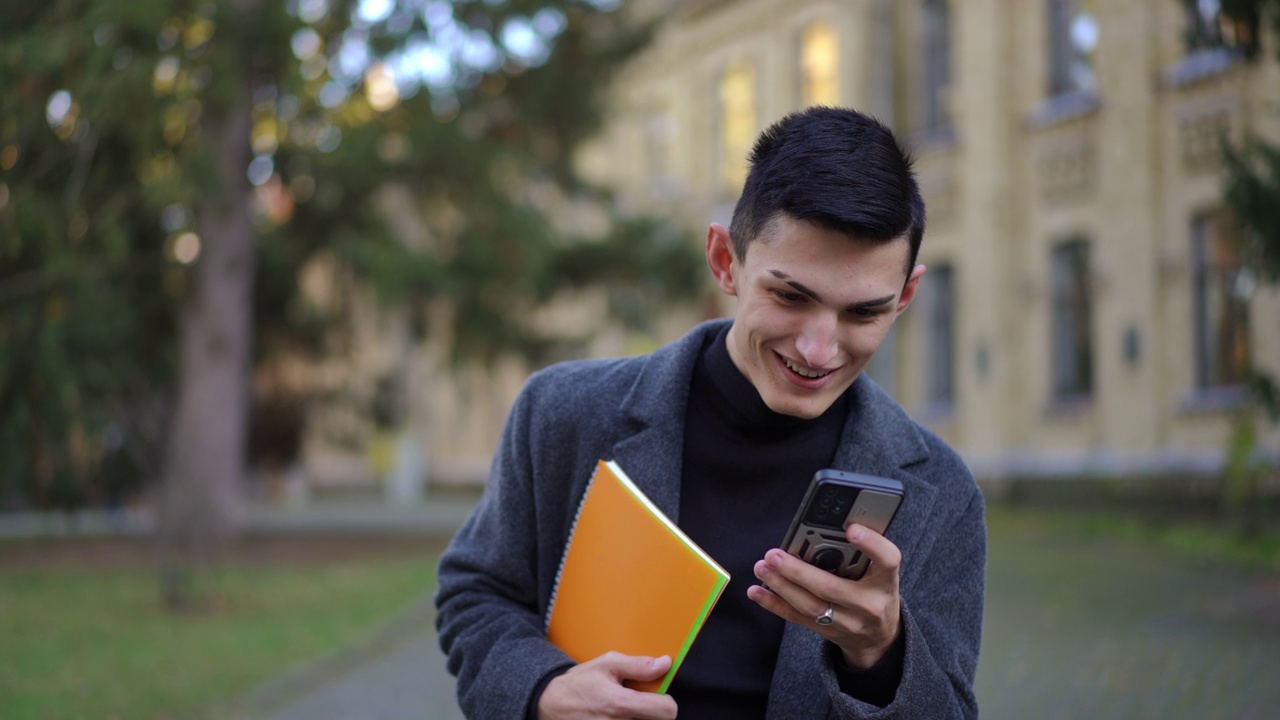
985, 502, 1280, 573
0, 536, 442, 720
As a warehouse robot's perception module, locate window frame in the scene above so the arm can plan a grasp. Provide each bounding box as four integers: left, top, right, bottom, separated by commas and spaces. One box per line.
918, 0, 952, 135
920, 262, 957, 410
1048, 237, 1094, 403
1190, 210, 1251, 391
1046, 0, 1097, 98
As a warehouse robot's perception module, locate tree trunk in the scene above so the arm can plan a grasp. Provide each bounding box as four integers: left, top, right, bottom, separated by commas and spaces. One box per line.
157, 7, 257, 610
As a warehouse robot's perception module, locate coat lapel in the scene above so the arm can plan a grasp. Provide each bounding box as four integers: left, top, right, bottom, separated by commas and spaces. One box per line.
607, 320, 723, 522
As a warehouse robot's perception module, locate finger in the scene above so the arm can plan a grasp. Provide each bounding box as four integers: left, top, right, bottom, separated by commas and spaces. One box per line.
752, 553, 833, 617
596, 652, 672, 682
757, 549, 849, 604
747, 580, 819, 627
845, 524, 902, 577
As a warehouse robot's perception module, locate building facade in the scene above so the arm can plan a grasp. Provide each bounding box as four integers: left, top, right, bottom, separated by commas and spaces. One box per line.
576, 0, 1280, 480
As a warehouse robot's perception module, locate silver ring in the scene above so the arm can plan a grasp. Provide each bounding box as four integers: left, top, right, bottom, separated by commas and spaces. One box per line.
815, 603, 835, 626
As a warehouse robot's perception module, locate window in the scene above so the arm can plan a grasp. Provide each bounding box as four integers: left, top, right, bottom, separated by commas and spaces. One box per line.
719, 59, 756, 195
1046, 0, 1097, 96
1049, 239, 1093, 399
920, 263, 956, 407
1191, 212, 1251, 389
920, 0, 952, 133
800, 23, 840, 108
1181, 0, 1258, 56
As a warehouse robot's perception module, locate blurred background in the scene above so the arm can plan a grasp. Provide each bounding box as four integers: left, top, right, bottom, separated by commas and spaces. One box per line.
2, 0, 1279, 718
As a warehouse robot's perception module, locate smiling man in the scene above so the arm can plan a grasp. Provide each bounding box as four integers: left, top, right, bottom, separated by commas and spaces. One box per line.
710, 215, 924, 421
436, 107, 986, 719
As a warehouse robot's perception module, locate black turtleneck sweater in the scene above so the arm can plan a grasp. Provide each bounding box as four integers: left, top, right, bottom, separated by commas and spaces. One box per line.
666, 326, 850, 717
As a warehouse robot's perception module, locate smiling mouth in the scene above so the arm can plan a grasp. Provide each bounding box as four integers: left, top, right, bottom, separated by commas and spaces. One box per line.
784, 357, 832, 379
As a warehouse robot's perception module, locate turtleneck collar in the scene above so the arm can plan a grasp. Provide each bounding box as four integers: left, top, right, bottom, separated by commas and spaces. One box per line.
695, 324, 851, 438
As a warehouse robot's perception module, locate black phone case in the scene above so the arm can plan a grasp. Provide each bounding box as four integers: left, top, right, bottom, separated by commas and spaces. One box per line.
780, 469, 904, 580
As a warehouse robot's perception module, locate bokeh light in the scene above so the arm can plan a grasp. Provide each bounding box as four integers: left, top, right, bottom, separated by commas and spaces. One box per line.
173, 232, 201, 264
247, 155, 275, 187
45, 90, 72, 127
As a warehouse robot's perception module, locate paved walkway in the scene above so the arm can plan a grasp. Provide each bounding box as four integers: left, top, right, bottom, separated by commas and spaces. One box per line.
219, 505, 1280, 720
259, 623, 462, 720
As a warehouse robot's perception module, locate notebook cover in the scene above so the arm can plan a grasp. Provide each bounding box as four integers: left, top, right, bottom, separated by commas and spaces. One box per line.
546, 459, 730, 693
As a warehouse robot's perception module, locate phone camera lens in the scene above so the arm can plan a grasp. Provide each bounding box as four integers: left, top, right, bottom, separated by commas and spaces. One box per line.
811, 546, 843, 572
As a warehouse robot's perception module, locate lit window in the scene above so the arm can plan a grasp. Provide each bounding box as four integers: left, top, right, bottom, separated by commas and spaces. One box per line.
920, 0, 951, 132
719, 59, 756, 195
1050, 239, 1093, 399
1191, 212, 1251, 389
1047, 0, 1097, 96
800, 23, 839, 108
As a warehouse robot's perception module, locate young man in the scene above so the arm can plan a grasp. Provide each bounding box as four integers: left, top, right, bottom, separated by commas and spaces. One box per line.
435, 107, 985, 719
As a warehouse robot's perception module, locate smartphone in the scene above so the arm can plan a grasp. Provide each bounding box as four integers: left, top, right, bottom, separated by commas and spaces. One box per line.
780, 469, 904, 580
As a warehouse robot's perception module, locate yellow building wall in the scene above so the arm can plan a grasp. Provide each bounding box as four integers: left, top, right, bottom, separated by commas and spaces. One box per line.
583, 0, 1280, 480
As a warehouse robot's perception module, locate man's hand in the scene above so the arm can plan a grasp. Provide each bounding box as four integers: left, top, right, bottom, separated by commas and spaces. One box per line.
536, 652, 679, 720
747, 523, 902, 669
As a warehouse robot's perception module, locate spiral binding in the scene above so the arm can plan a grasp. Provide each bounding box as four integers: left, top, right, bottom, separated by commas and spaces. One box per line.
544, 461, 601, 632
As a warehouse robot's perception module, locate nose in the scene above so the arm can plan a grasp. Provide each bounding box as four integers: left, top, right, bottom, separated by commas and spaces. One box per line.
794, 312, 838, 368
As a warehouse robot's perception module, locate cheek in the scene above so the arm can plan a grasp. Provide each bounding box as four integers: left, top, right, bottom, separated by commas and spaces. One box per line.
742, 303, 792, 337
842, 324, 892, 358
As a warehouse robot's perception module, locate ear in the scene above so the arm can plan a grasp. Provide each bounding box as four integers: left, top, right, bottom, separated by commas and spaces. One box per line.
895, 264, 927, 315
705, 222, 739, 297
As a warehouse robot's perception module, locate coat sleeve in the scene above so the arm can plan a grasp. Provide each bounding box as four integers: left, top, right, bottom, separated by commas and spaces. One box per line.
822, 484, 986, 719
433, 377, 578, 718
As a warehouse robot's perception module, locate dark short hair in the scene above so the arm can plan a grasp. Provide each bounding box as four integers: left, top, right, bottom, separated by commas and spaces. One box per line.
728, 106, 925, 273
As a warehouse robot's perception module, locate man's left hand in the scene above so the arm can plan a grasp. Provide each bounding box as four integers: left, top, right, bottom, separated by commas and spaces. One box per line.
746, 523, 901, 669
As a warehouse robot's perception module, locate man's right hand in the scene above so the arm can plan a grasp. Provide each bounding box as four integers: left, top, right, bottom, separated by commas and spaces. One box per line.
536, 652, 679, 720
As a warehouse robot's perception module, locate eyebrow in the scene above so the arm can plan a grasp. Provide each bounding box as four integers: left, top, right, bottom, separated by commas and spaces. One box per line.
769, 270, 896, 313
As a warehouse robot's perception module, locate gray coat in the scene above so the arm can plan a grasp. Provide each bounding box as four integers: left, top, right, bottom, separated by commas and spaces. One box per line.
435, 319, 985, 718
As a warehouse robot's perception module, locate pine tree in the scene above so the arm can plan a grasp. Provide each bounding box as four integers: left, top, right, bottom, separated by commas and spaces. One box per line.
0, 0, 702, 609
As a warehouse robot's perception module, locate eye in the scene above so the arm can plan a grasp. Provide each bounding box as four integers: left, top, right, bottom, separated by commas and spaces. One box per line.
773, 289, 805, 304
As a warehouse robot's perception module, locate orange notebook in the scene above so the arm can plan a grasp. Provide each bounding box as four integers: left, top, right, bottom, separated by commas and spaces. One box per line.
545, 459, 730, 693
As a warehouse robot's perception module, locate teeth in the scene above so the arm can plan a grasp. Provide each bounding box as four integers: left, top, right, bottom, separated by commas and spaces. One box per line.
786, 359, 830, 379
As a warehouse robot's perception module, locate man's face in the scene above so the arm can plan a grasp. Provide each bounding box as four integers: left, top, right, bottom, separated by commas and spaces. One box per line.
706, 215, 923, 420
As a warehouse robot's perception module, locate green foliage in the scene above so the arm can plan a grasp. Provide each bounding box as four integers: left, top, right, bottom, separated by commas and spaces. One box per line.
1217, 2, 1280, 415
2, 0, 700, 510
553, 216, 707, 332
1222, 0, 1280, 55
1222, 136, 1280, 284
1, 0, 189, 509
1215, 0, 1280, 537
1247, 370, 1280, 423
